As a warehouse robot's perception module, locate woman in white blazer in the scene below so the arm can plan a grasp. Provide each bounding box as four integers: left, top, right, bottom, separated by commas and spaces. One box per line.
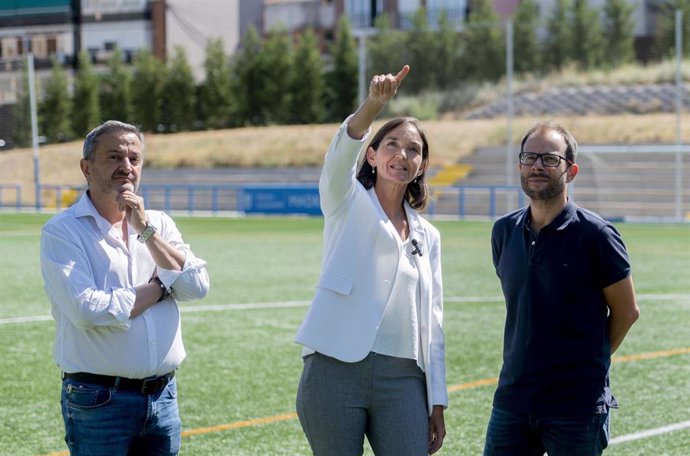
295, 65, 447, 456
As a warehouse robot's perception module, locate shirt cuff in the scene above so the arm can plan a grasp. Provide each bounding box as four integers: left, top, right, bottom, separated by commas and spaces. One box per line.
157, 251, 208, 288
108, 287, 134, 330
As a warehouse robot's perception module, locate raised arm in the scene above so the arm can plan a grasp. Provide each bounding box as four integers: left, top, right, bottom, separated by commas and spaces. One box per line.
347, 65, 410, 140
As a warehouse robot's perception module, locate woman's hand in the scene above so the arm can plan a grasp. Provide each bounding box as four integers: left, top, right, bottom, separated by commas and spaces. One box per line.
428, 405, 446, 455
347, 65, 410, 139
368, 65, 410, 105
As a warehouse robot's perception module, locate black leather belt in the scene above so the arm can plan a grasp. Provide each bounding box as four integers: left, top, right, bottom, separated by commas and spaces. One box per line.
62, 371, 174, 395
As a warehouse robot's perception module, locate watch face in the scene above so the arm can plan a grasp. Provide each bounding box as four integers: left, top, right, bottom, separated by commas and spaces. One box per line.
138, 224, 156, 243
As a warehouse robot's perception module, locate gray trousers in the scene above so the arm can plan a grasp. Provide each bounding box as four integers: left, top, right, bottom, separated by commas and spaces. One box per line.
296, 351, 429, 456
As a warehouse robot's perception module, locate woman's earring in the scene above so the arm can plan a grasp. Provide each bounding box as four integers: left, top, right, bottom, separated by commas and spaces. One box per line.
372, 166, 376, 174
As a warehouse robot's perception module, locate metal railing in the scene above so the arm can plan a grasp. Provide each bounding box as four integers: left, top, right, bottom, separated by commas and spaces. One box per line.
0, 183, 529, 219
0, 184, 21, 210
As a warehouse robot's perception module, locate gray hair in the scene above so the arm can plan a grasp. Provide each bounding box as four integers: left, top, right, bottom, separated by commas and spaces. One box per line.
520, 121, 578, 163
82, 120, 145, 160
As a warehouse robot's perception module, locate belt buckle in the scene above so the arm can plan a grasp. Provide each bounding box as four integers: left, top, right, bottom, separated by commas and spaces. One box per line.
140, 375, 166, 395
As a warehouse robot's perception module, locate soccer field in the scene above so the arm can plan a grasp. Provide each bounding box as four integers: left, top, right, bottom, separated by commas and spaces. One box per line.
0, 213, 688, 456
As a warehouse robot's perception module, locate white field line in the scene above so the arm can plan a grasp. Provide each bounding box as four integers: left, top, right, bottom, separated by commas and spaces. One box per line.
181, 301, 311, 312
0, 315, 53, 324
2, 293, 688, 326
610, 420, 690, 445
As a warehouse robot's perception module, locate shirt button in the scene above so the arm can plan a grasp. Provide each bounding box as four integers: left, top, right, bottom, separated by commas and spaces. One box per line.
531, 241, 536, 246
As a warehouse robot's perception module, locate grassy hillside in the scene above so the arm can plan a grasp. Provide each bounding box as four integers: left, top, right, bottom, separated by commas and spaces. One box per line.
4, 58, 690, 196
1, 112, 688, 200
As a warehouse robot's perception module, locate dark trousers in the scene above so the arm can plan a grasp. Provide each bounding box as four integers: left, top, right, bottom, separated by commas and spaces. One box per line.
483, 406, 610, 456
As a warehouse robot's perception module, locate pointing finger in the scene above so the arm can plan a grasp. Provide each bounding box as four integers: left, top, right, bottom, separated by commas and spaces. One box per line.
396, 65, 410, 83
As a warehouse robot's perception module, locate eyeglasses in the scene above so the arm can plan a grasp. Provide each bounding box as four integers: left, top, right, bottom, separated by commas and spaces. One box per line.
519, 152, 571, 168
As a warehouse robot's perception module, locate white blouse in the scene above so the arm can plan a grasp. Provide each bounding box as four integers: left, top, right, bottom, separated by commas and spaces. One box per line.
372, 236, 425, 372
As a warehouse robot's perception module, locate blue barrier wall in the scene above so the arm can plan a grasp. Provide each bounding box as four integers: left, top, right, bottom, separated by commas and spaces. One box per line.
238, 185, 322, 215
2, 183, 526, 219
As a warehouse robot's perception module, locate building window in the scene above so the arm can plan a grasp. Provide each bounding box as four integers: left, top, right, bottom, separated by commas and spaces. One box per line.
47, 38, 57, 55
398, 0, 420, 29
427, 0, 466, 26
2, 38, 17, 58
345, 0, 383, 28
32, 36, 48, 58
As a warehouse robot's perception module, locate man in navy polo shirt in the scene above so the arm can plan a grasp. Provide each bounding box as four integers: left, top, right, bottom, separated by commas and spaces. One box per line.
483, 121, 640, 456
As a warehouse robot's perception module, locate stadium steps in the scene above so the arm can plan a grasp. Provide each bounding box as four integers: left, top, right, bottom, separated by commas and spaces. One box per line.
428, 163, 473, 186
141, 152, 689, 220
463, 84, 690, 119
434, 145, 690, 219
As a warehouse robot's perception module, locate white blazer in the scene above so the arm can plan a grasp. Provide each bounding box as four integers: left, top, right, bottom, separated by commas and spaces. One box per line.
295, 118, 448, 414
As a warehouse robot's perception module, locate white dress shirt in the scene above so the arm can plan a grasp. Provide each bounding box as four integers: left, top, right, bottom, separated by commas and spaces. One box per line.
41, 192, 210, 378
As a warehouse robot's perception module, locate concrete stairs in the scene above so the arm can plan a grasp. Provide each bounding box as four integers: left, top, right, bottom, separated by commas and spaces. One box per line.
430, 146, 690, 220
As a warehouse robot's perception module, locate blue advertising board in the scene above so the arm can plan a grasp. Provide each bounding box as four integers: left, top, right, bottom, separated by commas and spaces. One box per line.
239, 185, 322, 215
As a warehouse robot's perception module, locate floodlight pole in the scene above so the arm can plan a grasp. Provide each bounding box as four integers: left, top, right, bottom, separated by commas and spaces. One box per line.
355, 28, 376, 105
28, 52, 41, 211
505, 20, 514, 213
674, 10, 683, 221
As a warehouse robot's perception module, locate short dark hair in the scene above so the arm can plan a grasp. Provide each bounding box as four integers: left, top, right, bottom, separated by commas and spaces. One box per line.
520, 121, 578, 163
82, 120, 144, 161
356, 117, 431, 210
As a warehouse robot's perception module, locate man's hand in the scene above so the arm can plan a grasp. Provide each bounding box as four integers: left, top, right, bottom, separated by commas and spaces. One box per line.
428, 405, 446, 454
116, 184, 147, 234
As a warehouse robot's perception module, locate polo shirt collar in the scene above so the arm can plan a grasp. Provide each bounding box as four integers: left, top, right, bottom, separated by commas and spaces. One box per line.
551, 198, 578, 230
516, 198, 578, 231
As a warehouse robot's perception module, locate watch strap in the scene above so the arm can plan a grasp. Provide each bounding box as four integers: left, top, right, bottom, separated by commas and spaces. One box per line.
149, 276, 170, 302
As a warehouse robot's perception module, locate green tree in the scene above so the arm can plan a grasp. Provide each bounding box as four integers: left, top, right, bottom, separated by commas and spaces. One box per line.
603, 0, 635, 67
326, 16, 359, 121
289, 28, 324, 124
99, 48, 132, 123
367, 15, 405, 82
199, 37, 232, 129
435, 11, 463, 90
161, 46, 197, 132
602, 0, 635, 66
571, 0, 604, 69
14, 58, 33, 147
513, 0, 542, 73
72, 51, 100, 137
40, 59, 72, 143
232, 26, 263, 126
130, 50, 167, 132
404, 8, 437, 93
255, 27, 292, 124
462, 0, 504, 81
654, 0, 690, 58
543, 0, 572, 69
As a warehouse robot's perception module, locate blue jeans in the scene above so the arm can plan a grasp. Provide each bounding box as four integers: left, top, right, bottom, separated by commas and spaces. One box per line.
483, 406, 610, 456
61, 376, 181, 456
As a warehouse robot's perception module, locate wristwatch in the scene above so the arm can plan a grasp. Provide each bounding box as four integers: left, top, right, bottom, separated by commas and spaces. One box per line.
149, 276, 171, 302
137, 223, 157, 243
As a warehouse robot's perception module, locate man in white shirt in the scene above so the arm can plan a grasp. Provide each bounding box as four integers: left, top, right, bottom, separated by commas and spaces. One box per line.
40, 120, 210, 456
